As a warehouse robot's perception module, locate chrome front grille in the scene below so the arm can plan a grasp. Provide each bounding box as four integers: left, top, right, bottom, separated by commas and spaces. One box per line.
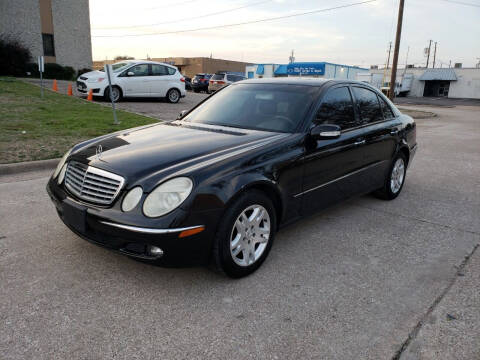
64, 161, 125, 205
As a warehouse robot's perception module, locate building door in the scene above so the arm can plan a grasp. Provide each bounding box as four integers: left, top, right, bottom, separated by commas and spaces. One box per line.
423, 80, 450, 97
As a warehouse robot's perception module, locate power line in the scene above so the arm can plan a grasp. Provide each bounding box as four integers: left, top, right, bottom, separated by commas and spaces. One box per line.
144, 0, 202, 10
438, 0, 480, 7
93, 0, 273, 30
92, 0, 377, 38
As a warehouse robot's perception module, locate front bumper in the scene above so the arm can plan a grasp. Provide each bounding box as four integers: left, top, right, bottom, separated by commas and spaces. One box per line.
47, 178, 220, 266
76, 80, 103, 95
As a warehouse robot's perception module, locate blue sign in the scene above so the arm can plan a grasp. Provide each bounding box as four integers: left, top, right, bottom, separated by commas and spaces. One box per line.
286, 62, 325, 75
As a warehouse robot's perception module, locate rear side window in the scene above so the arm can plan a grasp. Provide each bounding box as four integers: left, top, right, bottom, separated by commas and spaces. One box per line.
352, 87, 384, 124
316, 87, 356, 130
167, 67, 176, 75
379, 96, 395, 119
226, 75, 236, 82
151, 64, 168, 76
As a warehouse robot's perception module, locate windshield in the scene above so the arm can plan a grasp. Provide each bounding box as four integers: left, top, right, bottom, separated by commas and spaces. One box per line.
182, 83, 318, 133
99, 62, 130, 73
211, 74, 225, 80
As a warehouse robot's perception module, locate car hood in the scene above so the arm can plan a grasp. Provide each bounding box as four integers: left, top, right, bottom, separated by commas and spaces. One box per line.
78, 70, 106, 80
70, 121, 286, 187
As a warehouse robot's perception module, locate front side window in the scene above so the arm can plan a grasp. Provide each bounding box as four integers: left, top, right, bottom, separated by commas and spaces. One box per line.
182, 83, 317, 133
316, 87, 356, 130
151, 64, 168, 76
42, 34, 55, 56
352, 87, 384, 124
128, 64, 149, 77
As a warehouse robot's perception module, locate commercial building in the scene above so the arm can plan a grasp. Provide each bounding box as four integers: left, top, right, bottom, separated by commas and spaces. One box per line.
245, 62, 368, 80
93, 57, 251, 79
359, 66, 480, 99
0, 0, 93, 70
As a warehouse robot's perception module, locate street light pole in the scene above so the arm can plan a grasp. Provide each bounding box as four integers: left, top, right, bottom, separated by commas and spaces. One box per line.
389, 0, 405, 100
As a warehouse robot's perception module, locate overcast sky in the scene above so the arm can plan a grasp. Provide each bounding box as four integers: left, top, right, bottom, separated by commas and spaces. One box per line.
90, 0, 480, 68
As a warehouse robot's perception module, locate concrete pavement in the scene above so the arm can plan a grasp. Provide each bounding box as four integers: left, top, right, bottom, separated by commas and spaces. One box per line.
1, 105, 479, 359
22, 78, 209, 121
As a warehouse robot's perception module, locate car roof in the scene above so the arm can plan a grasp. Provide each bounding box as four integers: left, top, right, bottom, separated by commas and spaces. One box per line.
235, 77, 371, 87
119, 60, 176, 67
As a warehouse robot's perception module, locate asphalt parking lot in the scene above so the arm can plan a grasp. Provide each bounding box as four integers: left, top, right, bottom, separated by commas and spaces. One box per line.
1, 93, 479, 358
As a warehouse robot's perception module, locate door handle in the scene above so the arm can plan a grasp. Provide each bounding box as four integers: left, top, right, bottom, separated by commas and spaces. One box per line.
390, 129, 399, 135
354, 139, 366, 146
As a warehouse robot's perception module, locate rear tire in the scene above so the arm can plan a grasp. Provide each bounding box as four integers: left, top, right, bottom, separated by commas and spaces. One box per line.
212, 190, 276, 278
193, 89, 200, 93
166, 88, 181, 103
374, 152, 407, 200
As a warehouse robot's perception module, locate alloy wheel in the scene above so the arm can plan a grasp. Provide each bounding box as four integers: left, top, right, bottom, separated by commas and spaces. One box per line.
230, 205, 271, 267
169, 90, 179, 103
390, 158, 405, 194
111, 87, 120, 102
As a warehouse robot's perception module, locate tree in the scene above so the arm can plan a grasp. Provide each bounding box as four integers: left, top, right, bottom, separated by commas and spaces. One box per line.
114, 55, 134, 60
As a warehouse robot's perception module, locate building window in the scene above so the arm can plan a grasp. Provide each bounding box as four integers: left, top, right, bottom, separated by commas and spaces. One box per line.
42, 33, 55, 56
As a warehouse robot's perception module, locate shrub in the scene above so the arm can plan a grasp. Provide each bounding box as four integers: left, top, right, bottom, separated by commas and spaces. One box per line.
0, 36, 32, 76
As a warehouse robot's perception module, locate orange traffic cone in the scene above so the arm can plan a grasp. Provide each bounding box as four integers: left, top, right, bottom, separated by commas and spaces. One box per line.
67, 84, 73, 96
87, 89, 93, 101
52, 79, 58, 92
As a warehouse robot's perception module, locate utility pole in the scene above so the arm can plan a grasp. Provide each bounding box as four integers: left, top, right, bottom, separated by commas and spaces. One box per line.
426, 40, 432, 68
449, 60, 451, 68
389, 0, 405, 100
433, 42, 437, 68
386, 42, 392, 69
289, 50, 295, 64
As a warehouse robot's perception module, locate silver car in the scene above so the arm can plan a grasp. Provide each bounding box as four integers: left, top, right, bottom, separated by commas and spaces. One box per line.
208, 73, 246, 92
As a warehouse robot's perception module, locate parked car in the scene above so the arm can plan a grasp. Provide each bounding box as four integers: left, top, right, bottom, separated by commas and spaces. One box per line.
47, 78, 416, 278
76, 60, 186, 103
208, 72, 246, 92
191, 73, 212, 93
183, 75, 192, 91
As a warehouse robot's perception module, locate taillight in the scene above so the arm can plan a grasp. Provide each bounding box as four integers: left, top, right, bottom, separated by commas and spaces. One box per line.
180, 77, 185, 82
217, 81, 225, 85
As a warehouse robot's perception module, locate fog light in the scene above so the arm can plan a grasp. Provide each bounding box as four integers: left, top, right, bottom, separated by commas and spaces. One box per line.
148, 246, 163, 257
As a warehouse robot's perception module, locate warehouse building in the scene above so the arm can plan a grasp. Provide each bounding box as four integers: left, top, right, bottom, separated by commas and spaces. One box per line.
245, 62, 368, 80
359, 67, 480, 99
0, 0, 92, 70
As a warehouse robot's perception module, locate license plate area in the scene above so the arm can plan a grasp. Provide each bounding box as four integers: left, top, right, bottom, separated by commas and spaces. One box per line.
63, 200, 87, 233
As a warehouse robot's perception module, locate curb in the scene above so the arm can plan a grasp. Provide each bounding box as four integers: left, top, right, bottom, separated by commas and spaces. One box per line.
0, 158, 60, 175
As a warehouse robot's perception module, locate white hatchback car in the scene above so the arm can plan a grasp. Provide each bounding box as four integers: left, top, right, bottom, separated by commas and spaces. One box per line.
76, 60, 186, 103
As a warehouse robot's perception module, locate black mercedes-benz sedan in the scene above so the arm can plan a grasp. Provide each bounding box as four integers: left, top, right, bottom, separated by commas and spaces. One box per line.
47, 78, 417, 278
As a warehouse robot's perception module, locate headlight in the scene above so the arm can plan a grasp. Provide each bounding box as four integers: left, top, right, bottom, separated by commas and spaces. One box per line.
87, 77, 105, 83
53, 148, 72, 179
143, 177, 193, 218
122, 186, 143, 212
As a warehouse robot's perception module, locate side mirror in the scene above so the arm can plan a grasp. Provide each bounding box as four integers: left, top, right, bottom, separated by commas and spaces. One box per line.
177, 110, 188, 120
127, 71, 134, 76
310, 124, 341, 140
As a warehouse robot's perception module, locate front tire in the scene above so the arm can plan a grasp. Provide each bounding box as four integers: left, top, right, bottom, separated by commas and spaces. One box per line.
166, 88, 181, 103
374, 152, 407, 200
212, 190, 276, 278
104, 86, 122, 102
